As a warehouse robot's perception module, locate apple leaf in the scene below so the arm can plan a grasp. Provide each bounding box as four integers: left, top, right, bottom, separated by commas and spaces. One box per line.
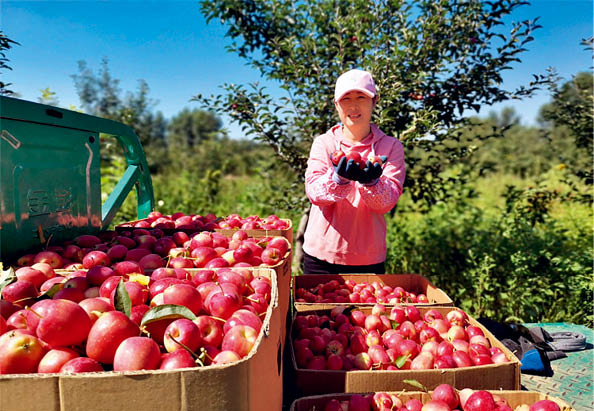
0, 266, 16, 294
395, 354, 410, 368
391, 320, 400, 329
37, 283, 64, 299
341, 305, 356, 316
140, 304, 197, 326
114, 279, 131, 317
403, 379, 428, 392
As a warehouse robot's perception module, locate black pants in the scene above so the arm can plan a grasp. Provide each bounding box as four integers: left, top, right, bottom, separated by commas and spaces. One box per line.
303, 252, 385, 274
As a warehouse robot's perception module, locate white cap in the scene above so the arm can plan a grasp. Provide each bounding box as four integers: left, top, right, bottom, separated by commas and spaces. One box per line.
334, 69, 377, 102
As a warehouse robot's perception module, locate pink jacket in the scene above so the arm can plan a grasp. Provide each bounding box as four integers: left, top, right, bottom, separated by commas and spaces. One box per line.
303, 124, 406, 266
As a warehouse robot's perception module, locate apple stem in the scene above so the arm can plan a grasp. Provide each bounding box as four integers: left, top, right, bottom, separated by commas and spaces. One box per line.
210, 316, 226, 324
90, 310, 106, 319
25, 306, 43, 319
166, 332, 200, 359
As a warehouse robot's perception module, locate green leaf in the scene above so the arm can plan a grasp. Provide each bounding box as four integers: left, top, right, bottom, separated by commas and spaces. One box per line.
37, 283, 64, 299
403, 379, 428, 392
391, 320, 400, 329
140, 304, 197, 326
114, 279, 131, 317
395, 354, 410, 368
0, 266, 16, 294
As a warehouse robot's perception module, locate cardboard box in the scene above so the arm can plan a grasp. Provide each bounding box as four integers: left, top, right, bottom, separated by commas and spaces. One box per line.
0, 268, 283, 411
293, 274, 453, 312
290, 391, 574, 411
290, 306, 521, 395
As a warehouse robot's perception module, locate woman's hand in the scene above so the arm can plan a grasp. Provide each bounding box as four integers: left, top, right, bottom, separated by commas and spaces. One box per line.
332, 156, 362, 184
359, 156, 386, 185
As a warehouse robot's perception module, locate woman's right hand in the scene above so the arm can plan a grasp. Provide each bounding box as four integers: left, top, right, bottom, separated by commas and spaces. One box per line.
332, 156, 361, 184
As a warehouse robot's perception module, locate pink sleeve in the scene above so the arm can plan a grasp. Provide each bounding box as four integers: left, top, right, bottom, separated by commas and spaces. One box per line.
305, 136, 353, 206
358, 141, 406, 213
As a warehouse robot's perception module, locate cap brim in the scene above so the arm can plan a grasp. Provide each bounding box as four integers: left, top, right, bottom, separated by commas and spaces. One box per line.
335, 88, 376, 102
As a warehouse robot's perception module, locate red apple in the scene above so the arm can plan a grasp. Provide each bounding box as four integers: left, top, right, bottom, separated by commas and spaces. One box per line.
160, 349, 196, 370
79, 297, 113, 324
221, 324, 258, 358
162, 284, 203, 315
139, 253, 165, 270
431, 383, 459, 409
464, 391, 497, 411
16, 253, 36, 267
75, 234, 102, 248
38, 347, 80, 373
0, 330, 47, 374
164, 319, 202, 353
113, 336, 161, 371
106, 244, 128, 262
82, 250, 110, 269
529, 400, 561, 411
86, 311, 140, 364
60, 356, 103, 373
212, 350, 241, 365
207, 286, 242, 319
193, 315, 224, 348
34, 250, 64, 269
36, 299, 91, 347
260, 247, 282, 265
125, 247, 152, 262
112, 260, 144, 276
223, 309, 262, 334
2, 280, 38, 307
330, 149, 346, 166
15, 267, 47, 289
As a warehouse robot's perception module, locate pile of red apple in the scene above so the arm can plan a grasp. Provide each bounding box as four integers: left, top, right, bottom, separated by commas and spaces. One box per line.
117, 211, 219, 231
312, 385, 561, 411
214, 213, 290, 230
10, 228, 290, 273
0, 265, 274, 374
115, 211, 290, 232
292, 306, 512, 371
330, 149, 384, 168
295, 279, 429, 304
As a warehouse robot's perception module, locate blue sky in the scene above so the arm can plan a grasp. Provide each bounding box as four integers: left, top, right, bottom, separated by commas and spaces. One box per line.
2, 0, 593, 139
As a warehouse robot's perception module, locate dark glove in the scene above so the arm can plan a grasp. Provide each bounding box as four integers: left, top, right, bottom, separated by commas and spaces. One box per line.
359, 160, 384, 185
332, 156, 361, 184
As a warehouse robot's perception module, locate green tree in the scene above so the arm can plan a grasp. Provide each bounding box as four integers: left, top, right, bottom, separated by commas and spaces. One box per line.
168, 108, 223, 149
71, 58, 168, 162
195, 0, 551, 212
539, 69, 593, 186
0, 31, 20, 96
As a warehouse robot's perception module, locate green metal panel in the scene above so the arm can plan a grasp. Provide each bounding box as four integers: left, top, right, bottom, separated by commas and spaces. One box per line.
0, 96, 154, 262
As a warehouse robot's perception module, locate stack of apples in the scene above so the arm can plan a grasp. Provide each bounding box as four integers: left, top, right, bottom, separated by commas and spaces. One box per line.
10, 228, 290, 274
0, 265, 274, 374
311, 385, 562, 411
292, 305, 512, 371
295, 279, 429, 304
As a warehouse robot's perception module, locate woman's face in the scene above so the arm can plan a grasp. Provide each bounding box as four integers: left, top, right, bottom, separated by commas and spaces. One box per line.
335, 91, 375, 129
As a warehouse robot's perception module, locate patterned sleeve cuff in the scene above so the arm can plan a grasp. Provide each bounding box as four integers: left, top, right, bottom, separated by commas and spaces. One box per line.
332, 172, 350, 185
